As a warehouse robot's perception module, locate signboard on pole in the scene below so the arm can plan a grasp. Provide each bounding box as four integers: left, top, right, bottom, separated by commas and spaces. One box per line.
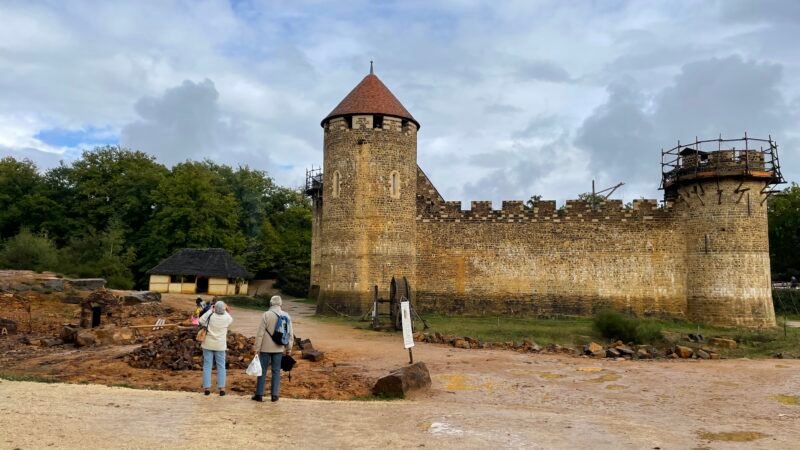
400, 300, 414, 349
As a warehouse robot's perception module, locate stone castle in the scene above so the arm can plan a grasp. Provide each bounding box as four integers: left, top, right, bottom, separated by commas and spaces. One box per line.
306, 69, 784, 328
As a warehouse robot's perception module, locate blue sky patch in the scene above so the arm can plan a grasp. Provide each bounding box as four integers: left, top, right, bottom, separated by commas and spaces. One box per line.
34, 126, 118, 148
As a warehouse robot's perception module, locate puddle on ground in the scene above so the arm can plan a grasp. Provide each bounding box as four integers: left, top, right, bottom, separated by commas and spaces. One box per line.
606, 384, 627, 390
538, 372, 565, 380
772, 394, 800, 406
698, 431, 768, 442
429, 422, 464, 436
576, 367, 602, 373
588, 373, 620, 383
440, 374, 496, 392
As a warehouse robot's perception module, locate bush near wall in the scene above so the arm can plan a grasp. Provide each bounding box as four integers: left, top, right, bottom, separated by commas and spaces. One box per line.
773, 289, 800, 315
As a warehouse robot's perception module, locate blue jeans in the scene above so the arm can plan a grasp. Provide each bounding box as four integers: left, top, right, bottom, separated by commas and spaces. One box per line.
202, 349, 226, 389
255, 352, 283, 398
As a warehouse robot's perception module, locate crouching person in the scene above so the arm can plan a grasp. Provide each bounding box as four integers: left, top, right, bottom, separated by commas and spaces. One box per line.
199, 300, 233, 396
252, 295, 293, 402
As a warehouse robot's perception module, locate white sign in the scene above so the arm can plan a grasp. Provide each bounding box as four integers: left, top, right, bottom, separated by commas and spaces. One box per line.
400, 301, 414, 349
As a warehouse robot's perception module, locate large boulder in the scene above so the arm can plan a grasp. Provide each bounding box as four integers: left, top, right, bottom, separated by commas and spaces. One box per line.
372, 362, 432, 399
121, 291, 161, 305
301, 349, 324, 362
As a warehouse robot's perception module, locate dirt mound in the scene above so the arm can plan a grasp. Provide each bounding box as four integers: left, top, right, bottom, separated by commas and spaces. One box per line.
126, 329, 254, 370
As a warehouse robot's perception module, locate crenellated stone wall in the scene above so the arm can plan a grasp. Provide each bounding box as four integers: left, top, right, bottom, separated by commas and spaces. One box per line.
415, 168, 688, 317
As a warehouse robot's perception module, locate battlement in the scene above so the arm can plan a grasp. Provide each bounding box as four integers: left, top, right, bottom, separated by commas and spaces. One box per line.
417, 197, 671, 223
324, 115, 417, 134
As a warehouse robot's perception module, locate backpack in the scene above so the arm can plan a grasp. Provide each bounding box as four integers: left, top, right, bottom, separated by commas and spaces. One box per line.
267, 311, 291, 346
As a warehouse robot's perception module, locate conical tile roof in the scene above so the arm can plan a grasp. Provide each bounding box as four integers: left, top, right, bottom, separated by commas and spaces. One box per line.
322, 73, 418, 128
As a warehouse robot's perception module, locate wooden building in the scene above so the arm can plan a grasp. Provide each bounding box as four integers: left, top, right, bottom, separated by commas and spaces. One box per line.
147, 248, 252, 295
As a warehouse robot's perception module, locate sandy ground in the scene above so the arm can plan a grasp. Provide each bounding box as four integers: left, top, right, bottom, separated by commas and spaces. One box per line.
2, 294, 800, 449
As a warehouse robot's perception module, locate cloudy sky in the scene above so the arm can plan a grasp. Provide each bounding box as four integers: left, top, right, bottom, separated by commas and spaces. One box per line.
1, 0, 799, 206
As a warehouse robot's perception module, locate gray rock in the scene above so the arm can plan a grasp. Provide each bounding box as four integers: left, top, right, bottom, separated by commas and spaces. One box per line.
616, 345, 635, 356
44, 279, 66, 291
69, 278, 106, 290
372, 362, 432, 398
301, 349, 324, 362
120, 291, 161, 305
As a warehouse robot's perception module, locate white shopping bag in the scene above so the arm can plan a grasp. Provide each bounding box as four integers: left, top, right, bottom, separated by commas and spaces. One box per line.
246, 354, 262, 377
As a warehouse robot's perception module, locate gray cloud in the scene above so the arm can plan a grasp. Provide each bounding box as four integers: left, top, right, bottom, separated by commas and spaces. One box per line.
720, 0, 800, 24
575, 55, 795, 192
120, 79, 238, 167
514, 60, 572, 83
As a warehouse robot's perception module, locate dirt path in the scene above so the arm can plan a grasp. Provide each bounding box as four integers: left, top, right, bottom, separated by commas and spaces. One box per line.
3, 294, 799, 448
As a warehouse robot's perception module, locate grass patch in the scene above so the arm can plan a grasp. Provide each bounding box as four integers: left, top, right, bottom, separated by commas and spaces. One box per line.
0, 373, 58, 383
421, 314, 595, 345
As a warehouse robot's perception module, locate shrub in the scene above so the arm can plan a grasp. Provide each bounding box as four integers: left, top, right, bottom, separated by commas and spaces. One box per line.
592, 309, 663, 344
593, 309, 638, 342
635, 321, 664, 344
0, 229, 59, 271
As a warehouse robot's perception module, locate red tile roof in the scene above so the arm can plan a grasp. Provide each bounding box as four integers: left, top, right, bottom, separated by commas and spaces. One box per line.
322, 74, 419, 128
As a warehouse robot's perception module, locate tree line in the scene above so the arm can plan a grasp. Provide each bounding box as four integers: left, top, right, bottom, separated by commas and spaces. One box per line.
0, 146, 311, 296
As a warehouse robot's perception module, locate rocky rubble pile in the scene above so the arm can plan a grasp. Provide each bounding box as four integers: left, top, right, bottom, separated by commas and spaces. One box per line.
416, 331, 736, 360
126, 329, 255, 371
414, 332, 576, 355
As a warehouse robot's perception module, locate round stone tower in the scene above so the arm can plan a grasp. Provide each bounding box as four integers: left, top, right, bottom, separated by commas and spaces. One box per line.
315, 68, 418, 315
663, 137, 783, 327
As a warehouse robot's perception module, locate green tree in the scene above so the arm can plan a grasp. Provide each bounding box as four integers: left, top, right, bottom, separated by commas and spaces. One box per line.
0, 228, 59, 271
577, 192, 606, 209
271, 201, 312, 297
67, 146, 168, 247
769, 183, 800, 279
0, 158, 60, 239
525, 195, 542, 209
140, 161, 246, 280
59, 218, 136, 289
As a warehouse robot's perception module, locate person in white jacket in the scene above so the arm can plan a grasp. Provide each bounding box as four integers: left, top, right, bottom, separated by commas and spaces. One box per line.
252, 296, 293, 402
199, 301, 233, 396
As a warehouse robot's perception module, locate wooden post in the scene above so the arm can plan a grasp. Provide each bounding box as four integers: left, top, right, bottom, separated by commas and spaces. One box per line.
408, 348, 414, 365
